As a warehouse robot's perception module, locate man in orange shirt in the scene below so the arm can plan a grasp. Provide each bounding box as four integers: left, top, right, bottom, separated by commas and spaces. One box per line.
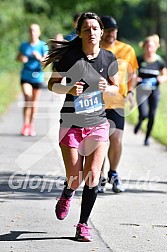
98, 16, 138, 193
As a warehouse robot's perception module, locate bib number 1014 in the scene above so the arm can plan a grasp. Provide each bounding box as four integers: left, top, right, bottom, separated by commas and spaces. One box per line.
79, 95, 99, 108
74, 91, 102, 114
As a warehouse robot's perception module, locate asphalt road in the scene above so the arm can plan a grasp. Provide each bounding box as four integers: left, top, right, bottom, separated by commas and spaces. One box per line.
0, 87, 167, 252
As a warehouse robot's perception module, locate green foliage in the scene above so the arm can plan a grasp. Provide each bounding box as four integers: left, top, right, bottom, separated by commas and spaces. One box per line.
0, 0, 167, 72
152, 84, 167, 146
0, 72, 20, 114
24, 0, 50, 14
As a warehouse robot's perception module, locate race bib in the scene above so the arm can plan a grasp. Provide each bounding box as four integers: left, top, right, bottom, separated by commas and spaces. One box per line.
140, 77, 157, 90
74, 91, 102, 114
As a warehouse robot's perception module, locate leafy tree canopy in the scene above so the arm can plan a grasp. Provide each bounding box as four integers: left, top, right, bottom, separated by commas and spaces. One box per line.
0, 0, 166, 72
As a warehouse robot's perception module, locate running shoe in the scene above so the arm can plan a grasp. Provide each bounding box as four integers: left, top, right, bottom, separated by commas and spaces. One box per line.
144, 138, 150, 146
55, 193, 73, 220
75, 223, 92, 242
98, 176, 107, 193
21, 124, 30, 136
108, 171, 125, 193
29, 124, 36, 136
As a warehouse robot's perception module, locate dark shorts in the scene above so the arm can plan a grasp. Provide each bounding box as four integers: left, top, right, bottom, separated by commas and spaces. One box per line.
105, 108, 125, 130
21, 80, 43, 89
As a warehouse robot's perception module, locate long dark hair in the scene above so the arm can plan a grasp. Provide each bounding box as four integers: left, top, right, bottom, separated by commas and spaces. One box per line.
44, 12, 104, 67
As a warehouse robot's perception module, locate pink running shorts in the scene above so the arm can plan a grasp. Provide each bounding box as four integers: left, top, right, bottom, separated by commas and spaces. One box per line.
59, 121, 110, 148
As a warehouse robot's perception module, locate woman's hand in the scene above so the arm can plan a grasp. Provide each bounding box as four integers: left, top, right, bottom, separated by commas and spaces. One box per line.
69, 82, 85, 96
136, 77, 142, 83
98, 76, 119, 96
126, 92, 135, 110
16, 52, 28, 63
98, 77, 108, 92
21, 56, 28, 63
32, 51, 42, 61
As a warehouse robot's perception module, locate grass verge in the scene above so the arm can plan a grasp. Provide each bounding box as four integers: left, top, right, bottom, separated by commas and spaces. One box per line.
0, 72, 21, 114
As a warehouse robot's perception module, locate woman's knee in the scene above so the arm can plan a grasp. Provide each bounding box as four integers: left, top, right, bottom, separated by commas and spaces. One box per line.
24, 94, 32, 102
67, 172, 83, 190
84, 170, 100, 187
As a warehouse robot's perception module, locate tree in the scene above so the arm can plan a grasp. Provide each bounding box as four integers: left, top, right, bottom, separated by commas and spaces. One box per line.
1, 0, 167, 72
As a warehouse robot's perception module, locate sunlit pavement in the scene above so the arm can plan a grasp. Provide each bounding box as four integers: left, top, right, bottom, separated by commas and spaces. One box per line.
0, 87, 167, 252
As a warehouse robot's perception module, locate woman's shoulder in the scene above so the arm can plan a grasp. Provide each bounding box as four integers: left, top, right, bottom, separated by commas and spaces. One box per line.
100, 48, 116, 60
39, 39, 47, 46
155, 54, 167, 69
20, 41, 29, 46
101, 48, 115, 57
19, 41, 30, 50
100, 48, 117, 63
156, 54, 166, 65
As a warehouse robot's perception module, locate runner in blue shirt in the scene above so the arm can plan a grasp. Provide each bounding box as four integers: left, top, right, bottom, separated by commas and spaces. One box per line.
16, 24, 48, 136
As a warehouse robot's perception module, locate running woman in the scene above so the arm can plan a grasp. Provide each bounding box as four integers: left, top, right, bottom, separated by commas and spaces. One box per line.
44, 12, 119, 241
134, 34, 167, 145
16, 24, 48, 136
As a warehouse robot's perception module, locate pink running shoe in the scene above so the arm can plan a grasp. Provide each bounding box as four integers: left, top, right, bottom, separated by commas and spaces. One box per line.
21, 124, 30, 136
29, 124, 36, 136
75, 223, 92, 242
55, 194, 73, 220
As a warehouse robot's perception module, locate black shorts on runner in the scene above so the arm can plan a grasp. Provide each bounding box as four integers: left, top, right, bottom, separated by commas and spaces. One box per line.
21, 79, 43, 89
105, 108, 125, 130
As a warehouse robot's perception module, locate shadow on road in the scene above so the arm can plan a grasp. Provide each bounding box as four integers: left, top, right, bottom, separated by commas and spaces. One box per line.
0, 230, 76, 242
